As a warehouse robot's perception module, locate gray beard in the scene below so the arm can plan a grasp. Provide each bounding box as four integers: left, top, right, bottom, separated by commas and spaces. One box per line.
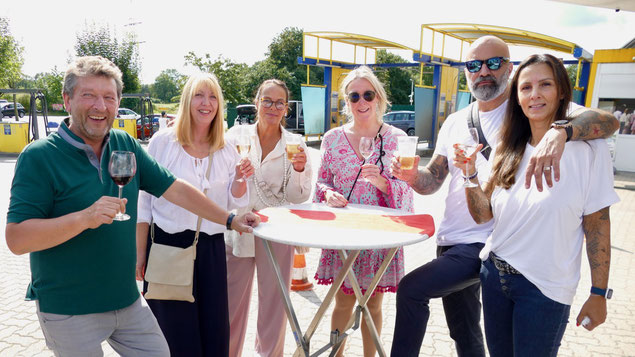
469, 71, 509, 102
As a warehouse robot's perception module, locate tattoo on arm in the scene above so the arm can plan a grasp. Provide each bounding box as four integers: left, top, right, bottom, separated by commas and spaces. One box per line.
569, 109, 619, 141
465, 182, 493, 224
411, 155, 449, 195
582, 206, 611, 287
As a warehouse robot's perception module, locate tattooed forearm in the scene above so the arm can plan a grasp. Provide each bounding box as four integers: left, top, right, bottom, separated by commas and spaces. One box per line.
465, 184, 493, 224
582, 206, 611, 287
411, 155, 449, 195
569, 108, 619, 141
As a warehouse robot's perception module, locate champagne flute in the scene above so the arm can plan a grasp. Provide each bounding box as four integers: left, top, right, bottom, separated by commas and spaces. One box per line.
235, 133, 251, 182
457, 128, 479, 188
108, 151, 137, 221
359, 136, 374, 182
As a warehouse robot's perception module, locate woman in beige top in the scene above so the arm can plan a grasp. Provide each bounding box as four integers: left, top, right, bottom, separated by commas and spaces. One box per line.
224, 79, 313, 357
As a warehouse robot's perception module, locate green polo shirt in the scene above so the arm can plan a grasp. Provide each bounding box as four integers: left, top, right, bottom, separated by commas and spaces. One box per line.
7, 120, 176, 314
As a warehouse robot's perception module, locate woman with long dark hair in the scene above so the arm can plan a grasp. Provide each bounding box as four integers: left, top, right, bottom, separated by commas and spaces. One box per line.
456, 54, 619, 356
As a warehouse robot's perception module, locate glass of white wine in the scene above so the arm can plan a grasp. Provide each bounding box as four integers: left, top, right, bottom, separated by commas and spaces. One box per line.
456, 127, 479, 188
235, 131, 251, 182
359, 136, 374, 182
285, 134, 302, 161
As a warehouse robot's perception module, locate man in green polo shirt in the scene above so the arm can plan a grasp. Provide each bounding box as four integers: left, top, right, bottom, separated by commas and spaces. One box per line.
5, 56, 259, 357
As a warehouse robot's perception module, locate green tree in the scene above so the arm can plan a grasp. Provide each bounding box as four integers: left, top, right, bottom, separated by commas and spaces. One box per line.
34, 67, 64, 110
266, 27, 323, 100
152, 69, 185, 102
184, 53, 249, 104
566, 64, 579, 89
74, 22, 141, 107
375, 50, 418, 105
0, 17, 25, 116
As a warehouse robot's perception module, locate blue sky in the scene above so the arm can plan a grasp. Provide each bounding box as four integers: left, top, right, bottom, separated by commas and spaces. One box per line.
4, 0, 634, 84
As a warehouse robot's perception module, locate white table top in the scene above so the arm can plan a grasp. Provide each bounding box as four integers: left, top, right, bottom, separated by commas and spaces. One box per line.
254, 203, 432, 250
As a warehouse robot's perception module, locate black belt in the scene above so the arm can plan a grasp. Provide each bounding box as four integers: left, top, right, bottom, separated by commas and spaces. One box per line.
489, 252, 521, 275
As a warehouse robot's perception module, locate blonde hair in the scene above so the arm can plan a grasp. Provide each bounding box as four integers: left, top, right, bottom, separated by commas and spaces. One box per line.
339, 66, 389, 124
174, 73, 225, 151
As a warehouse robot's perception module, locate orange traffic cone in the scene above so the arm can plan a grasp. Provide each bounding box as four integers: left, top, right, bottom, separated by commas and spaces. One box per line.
291, 253, 313, 291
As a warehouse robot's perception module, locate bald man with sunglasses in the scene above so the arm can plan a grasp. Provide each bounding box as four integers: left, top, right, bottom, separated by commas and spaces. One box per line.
389, 36, 618, 357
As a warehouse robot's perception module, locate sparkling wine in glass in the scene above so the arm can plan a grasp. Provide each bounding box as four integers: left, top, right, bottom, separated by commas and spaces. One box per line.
458, 128, 479, 188
109, 151, 137, 221
286, 134, 302, 161
359, 136, 374, 182
235, 134, 251, 182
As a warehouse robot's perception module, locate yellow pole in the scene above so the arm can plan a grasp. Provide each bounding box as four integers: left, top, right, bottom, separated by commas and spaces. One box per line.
431, 30, 436, 62
317, 36, 320, 65
575, 58, 582, 89
330, 39, 333, 65
354, 45, 357, 64
364, 47, 367, 64
441, 34, 446, 62
302, 34, 306, 61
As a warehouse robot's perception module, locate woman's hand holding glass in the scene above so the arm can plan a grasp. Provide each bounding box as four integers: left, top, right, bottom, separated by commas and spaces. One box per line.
325, 190, 348, 208
453, 142, 483, 185
286, 134, 307, 172
235, 156, 254, 182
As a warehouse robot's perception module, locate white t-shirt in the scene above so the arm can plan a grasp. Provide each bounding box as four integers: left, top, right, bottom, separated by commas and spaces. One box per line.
481, 139, 619, 305
433, 101, 585, 246
433, 101, 507, 246
137, 128, 249, 235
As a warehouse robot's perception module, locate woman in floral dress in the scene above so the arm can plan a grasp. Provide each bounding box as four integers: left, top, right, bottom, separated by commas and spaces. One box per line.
314, 66, 414, 357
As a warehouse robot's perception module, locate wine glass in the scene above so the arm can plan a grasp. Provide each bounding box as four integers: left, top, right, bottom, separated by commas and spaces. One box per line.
235, 133, 251, 182
108, 151, 137, 221
457, 128, 479, 188
359, 136, 374, 182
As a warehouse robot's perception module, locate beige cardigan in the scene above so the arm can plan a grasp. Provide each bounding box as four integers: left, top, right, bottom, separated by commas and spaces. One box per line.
224, 124, 313, 257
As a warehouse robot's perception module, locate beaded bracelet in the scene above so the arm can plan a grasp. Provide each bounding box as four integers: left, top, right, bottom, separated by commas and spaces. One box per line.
462, 170, 479, 181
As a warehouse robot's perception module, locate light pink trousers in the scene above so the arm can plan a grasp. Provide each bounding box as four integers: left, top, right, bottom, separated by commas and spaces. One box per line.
226, 237, 295, 357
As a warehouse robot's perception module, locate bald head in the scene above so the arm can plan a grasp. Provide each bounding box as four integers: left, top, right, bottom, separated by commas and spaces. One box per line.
467, 36, 510, 60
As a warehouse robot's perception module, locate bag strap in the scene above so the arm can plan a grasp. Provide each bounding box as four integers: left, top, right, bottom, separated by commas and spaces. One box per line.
151, 150, 214, 249
467, 103, 492, 161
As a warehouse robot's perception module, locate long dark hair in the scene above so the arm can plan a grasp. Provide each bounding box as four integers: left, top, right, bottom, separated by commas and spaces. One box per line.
490, 54, 572, 189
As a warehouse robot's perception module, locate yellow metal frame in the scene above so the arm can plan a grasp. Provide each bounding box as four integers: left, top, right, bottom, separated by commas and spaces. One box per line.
302, 31, 416, 67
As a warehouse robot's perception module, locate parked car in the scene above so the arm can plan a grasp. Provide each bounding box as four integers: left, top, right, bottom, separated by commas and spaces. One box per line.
137, 117, 152, 139
117, 108, 141, 120
234, 104, 257, 125
0, 102, 27, 119
384, 110, 415, 136
286, 100, 304, 134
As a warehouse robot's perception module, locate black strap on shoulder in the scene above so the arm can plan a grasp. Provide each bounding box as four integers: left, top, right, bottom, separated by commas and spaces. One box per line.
346, 124, 384, 201
467, 103, 492, 161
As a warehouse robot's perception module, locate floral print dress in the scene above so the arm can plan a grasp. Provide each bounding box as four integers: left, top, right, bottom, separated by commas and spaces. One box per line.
313, 124, 414, 294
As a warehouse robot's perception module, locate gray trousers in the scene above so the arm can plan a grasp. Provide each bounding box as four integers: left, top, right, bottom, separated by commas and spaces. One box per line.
36, 296, 169, 357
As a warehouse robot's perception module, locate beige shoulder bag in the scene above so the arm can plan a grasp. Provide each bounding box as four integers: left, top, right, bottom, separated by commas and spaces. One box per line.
144, 151, 213, 302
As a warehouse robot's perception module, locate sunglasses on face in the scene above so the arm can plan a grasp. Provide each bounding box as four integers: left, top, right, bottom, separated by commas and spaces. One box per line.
465, 56, 510, 73
260, 98, 287, 110
347, 90, 376, 103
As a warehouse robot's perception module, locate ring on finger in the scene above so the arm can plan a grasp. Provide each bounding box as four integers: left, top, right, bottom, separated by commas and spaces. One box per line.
544, 166, 552, 172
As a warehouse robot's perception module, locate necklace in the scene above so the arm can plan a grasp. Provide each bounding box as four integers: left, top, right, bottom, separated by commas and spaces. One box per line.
252, 145, 290, 207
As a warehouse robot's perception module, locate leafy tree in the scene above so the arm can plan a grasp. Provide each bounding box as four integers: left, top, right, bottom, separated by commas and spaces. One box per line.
375, 50, 418, 105
184, 53, 249, 104
34, 68, 64, 110
266, 27, 323, 100
74, 22, 141, 108
152, 69, 185, 103
0, 17, 24, 89
566, 64, 578, 89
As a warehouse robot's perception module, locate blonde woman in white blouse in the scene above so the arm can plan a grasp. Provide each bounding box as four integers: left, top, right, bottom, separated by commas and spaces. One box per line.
136, 73, 252, 357
225, 79, 313, 357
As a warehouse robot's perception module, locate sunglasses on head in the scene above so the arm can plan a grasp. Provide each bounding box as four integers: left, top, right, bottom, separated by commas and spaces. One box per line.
465, 56, 510, 73
347, 90, 376, 103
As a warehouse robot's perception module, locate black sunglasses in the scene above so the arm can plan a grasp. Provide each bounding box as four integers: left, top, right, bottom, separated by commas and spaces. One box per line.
465, 57, 510, 73
347, 90, 376, 103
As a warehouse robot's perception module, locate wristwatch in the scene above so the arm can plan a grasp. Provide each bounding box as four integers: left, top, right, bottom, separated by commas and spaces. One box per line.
226, 212, 236, 230
551, 120, 573, 142
590, 286, 613, 299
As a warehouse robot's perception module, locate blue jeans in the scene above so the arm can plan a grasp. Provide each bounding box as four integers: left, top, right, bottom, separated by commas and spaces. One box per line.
480, 258, 571, 357
391, 243, 485, 357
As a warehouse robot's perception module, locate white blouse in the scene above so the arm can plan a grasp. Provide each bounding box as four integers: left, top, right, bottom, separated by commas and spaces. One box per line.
224, 124, 313, 257
137, 128, 249, 235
